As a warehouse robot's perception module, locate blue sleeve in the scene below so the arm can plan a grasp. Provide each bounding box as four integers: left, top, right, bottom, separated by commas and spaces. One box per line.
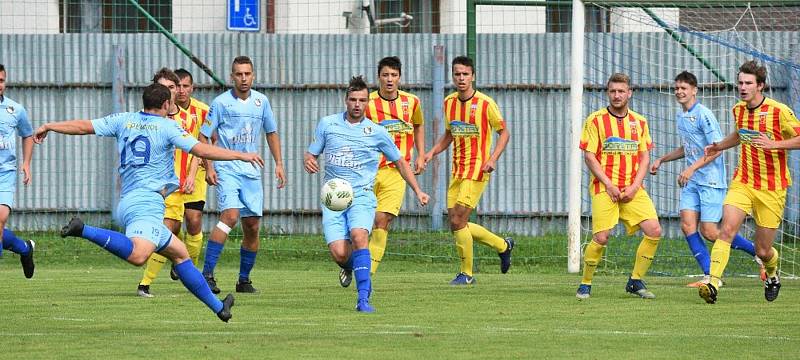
702, 109, 724, 143
200, 100, 221, 138
167, 121, 200, 153
16, 107, 33, 138
262, 97, 278, 134
307, 118, 327, 156
91, 113, 125, 137
378, 129, 402, 162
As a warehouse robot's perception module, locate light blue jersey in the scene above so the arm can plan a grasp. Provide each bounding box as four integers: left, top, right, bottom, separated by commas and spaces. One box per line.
0, 96, 33, 172
201, 89, 276, 179
92, 111, 199, 197
677, 102, 726, 188
308, 112, 401, 193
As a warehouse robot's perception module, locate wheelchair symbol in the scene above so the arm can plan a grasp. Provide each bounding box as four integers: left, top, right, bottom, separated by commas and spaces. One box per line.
243, 7, 256, 26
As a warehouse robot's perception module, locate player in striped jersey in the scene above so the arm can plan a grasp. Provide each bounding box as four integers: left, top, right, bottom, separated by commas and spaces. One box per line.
137, 69, 210, 297
649, 71, 763, 287
577, 73, 662, 299
701, 60, 800, 303
359, 56, 425, 280
423, 56, 513, 285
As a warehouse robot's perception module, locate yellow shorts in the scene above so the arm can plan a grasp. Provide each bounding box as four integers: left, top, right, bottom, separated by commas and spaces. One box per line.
182, 168, 208, 204
723, 181, 786, 229
374, 167, 406, 216
591, 188, 658, 234
447, 177, 488, 209
163, 192, 185, 222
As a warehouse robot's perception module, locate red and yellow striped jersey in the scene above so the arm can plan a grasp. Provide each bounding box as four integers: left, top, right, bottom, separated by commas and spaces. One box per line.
444, 90, 506, 181
365, 90, 424, 168
172, 97, 209, 192
579, 107, 653, 195
731, 97, 800, 190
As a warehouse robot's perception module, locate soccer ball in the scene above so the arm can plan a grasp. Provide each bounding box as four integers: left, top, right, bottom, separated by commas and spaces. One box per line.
320, 178, 354, 211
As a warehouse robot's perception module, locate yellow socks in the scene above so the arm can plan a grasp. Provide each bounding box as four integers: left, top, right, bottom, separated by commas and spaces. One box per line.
453, 227, 474, 276
139, 253, 167, 286
468, 222, 507, 252
709, 240, 732, 286
763, 247, 779, 278
184, 232, 203, 266
369, 228, 388, 275
631, 235, 660, 280
581, 240, 605, 285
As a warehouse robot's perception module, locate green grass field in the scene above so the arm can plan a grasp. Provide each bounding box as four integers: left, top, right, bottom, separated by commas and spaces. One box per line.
2, 235, 799, 359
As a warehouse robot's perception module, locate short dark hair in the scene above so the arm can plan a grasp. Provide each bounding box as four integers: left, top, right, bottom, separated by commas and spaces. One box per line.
232, 56, 254, 72
451, 56, 475, 75
142, 83, 171, 110
674, 71, 697, 87
346, 75, 368, 97
0, 64, 5, 74
152, 67, 179, 86
607, 73, 631, 87
377, 56, 402, 76
174, 68, 193, 83
739, 60, 767, 85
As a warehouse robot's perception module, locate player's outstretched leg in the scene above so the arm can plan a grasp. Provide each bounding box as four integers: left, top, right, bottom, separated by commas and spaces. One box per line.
174, 259, 234, 322
61, 217, 134, 261
3, 229, 35, 278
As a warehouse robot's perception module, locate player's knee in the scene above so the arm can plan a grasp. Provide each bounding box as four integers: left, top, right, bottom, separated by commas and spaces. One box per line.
593, 233, 609, 245
128, 253, 150, 267
646, 224, 663, 239
680, 221, 696, 236
699, 226, 719, 242
756, 247, 773, 260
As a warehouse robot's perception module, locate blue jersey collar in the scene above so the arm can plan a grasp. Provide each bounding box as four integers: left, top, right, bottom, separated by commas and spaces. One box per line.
341, 112, 366, 125
686, 101, 699, 114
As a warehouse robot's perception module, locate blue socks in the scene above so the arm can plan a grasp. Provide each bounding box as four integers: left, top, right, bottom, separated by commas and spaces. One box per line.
239, 247, 257, 282
731, 233, 756, 257
686, 232, 710, 275
203, 240, 224, 276
81, 225, 133, 260
352, 248, 371, 301
2, 229, 30, 256
175, 259, 223, 313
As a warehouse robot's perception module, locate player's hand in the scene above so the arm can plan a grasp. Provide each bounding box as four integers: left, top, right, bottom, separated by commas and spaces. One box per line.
481, 160, 497, 174
606, 185, 622, 202
752, 134, 778, 150
415, 190, 430, 206
21, 164, 31, 186
649, 158, 662, 175
241, 152, 265, 169
205, 168, 219, 186
422, 152, 433, 166
304, 154, 319, 174
677, 168, 694, 187
704, 142, 720, 157
33, 125, 49, 144
414, 157, 427, 175
620, 184, 639, 203
182, 177, 195, 194
275, 163, 286, 189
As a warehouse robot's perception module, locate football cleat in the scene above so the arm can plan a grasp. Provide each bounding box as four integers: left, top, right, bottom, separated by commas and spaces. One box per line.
625, 278, 655, 299
61, 217, 85, 238
20, 240, 35, 279
204, 274, 221, 294
764, 276, 781, 302
698, 281, 718, 304
686, 275, 710, 288
137, 284, 154, 298
216, 294, 235, 322
235, 278, 257, 293
449, 272, 475, 285
576, 284, 591, 300
499, 238, 514, 274
170, 264, 179, 281
339, 268, 352, 288
355, 298, 375, 313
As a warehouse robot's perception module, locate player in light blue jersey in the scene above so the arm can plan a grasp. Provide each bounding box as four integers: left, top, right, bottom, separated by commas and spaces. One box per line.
0, 64, 36, 279
34, 83, 265, 322
650, 71, 763, 286
199, 56, 286, 294
304, 76, 429, 313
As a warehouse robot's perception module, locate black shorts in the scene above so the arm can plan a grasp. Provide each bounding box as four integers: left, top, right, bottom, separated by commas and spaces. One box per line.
184, 200, 205, 212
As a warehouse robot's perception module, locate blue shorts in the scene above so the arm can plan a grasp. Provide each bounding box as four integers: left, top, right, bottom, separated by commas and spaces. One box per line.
679, 182, 726, 223
0, 170, 15, 208
115, 191, 172, 251
322, 190, 376, 245
216, 172, 263, 218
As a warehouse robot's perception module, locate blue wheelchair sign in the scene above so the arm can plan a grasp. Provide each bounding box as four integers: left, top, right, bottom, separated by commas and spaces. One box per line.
228, 0, 259, 32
